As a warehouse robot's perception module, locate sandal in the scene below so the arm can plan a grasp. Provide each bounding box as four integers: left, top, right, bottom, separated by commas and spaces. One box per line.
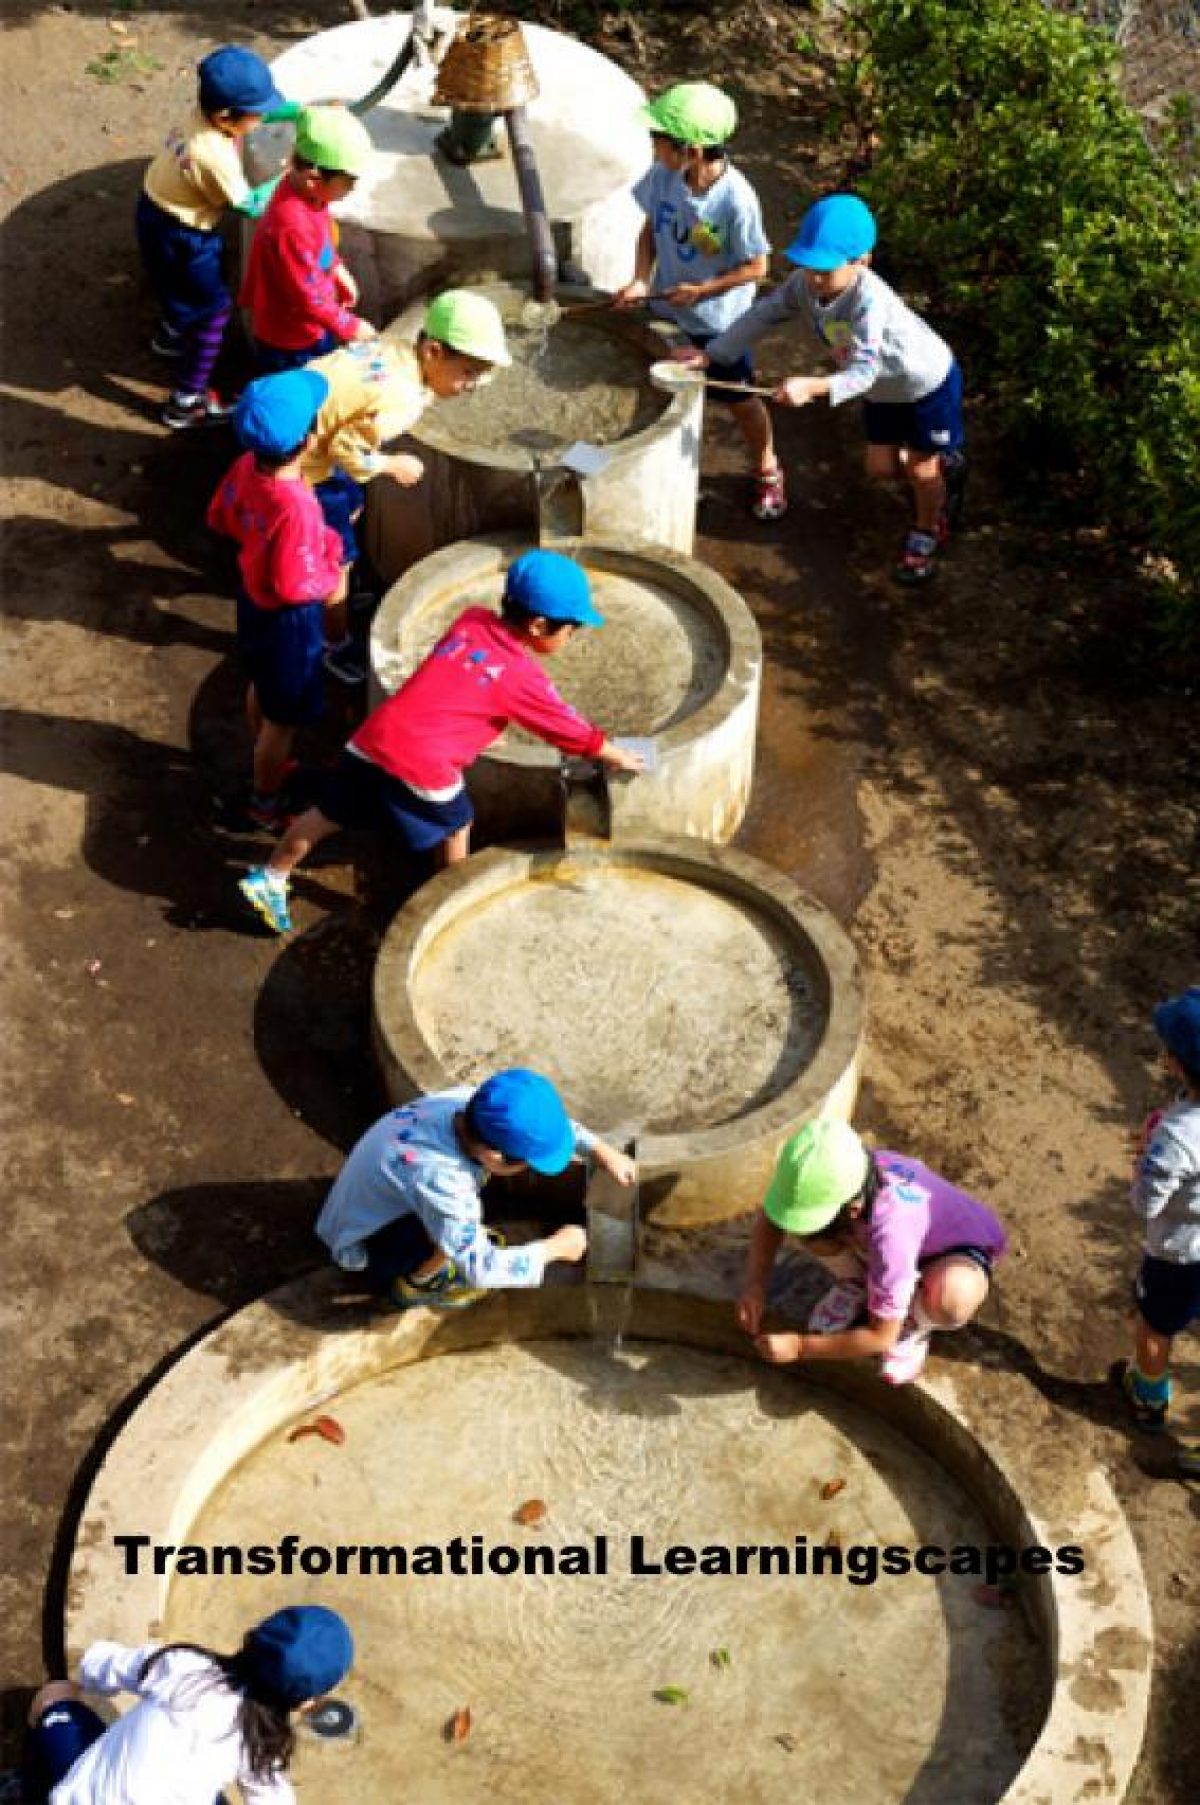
893, 528, 940, 586
752, 465, 788, 521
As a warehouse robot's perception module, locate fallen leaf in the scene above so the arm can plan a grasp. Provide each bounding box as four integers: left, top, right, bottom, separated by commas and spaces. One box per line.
971, 1583, 1008, 1610
709, 1646, 732, 1669
53, 908, 75, 920
287, 1416, 345, 1447
775, 1733, 797, 1753
444, 1705, 471, 1742
653, 1686, 689, 1706
115, 1093, 136, 1107
819, 1477, 847, 1500
513, 1498, 547, 1527
823, 1529, 842, 1550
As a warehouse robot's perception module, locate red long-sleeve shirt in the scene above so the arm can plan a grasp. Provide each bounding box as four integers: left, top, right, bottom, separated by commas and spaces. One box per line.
350, 606, 606, 790
239, 178, 358, 350
207, 453, 344, 611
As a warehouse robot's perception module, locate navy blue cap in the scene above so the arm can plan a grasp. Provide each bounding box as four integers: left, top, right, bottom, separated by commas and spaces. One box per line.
243, 1606, 353, 1707
468, 1068, 576, 1174
198, 46, 286, 114
504, 550, 604, 628
233, 369, 329, 458
1153, 986, 1200, 1077
785, 194, 877, 270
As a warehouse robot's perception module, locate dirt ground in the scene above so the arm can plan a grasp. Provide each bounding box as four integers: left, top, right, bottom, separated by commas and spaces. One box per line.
1, 1, 1197, 1798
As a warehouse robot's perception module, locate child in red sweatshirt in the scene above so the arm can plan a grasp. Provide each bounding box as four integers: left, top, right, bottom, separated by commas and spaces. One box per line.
238, 551, 645, 934
240, 106, 376, 374
207, 369, 347, 828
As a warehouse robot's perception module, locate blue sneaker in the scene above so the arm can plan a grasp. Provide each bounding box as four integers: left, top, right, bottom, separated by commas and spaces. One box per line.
386, 1260, 484, 1312
239, 867, 293, 936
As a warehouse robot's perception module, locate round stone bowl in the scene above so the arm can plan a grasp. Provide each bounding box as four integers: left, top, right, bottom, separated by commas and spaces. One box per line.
64, 1278, 1152, 1805
371, 838, 864, 1227
366, 283, 702, 577
368, 535, 761, 846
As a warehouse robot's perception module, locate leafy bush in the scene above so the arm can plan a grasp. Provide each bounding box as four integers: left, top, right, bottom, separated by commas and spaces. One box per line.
841, 0, 1200, 630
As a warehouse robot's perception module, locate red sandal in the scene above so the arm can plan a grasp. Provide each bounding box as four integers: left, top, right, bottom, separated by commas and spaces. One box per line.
752, 465, 788, 521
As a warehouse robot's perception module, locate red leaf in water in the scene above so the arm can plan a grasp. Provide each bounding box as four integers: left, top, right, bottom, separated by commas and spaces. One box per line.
513, 1498, 547, 1527
445, 1705, 472, 1743
287, 1416, 346, 1446
819, 1477, 847, 1501
972, 1584, 1009, 1610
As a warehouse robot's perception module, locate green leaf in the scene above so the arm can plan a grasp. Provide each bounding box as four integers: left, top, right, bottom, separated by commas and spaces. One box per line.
653, 1686, 690, 1705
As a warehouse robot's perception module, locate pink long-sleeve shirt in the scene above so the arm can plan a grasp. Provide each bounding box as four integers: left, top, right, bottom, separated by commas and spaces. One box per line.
239, 178, 359, 350
853, 1151, 1008, 1322
350, 606, 606, 791
207, 453, 343, 611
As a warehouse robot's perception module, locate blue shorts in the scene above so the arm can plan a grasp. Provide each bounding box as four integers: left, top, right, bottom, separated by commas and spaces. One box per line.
322, 750, 475, 853
316, 470, 366, 563
253, 330, 340, 376
1134, 1253, 1200, 1337
687, 331, 756, 407
135, 192, 230, 331
360, 1212, 439, 1289
863, 360, 965, 455
23, 1698, 107, 1802
236, 591, 326, 728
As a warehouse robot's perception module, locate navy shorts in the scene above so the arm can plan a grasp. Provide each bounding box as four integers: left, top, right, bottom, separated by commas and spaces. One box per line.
322, 750, 475, 853
361, 1212, 439, 1289
135, 192, 230, 331
1134, 1253, 1200, 1337
236, 591, 326, 727
863, 359, 965, 455
687, 330, 756, 407
316, 470, 367, 563
23, 1698, 107, 1802
253, 329, 340, 376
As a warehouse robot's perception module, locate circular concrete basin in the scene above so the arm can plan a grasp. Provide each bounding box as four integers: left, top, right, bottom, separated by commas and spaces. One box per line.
368, 535, 761, 844
367, 282, 701, 576
251, 15, 651, 324
65, 1279, 1152, 1805
372, 839, 863, 1226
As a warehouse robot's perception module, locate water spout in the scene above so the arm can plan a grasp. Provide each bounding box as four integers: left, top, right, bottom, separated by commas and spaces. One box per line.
585, 1140, 640, 1285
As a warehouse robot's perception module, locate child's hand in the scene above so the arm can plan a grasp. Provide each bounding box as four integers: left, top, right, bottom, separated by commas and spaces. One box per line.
669, 344, 708, 369
387, 453, 425, 487
334, 265, 359, 306
327, 565, 350, 604
613, 278, 649, 308
548, 1223, 588, 1265
595, 1141, 637, 1187
773, 376, 826, 408
600, 743, 646, 775
658, 281, 706, 307
754, 1331, 804, 1364
735, 1287, 766, 1335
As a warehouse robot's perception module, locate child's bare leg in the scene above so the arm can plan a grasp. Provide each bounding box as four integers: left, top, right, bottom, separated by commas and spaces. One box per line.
914, 1255, 989, 1328
246, 682, 263, 739
730, 396, 779, 476
253, 719, 295, 798
1133, 1313, 1171, 1379
865, 444, 903, 487
906, 449, 946, 533
265, 806, 340, 878
434, 824, 472, 869
29, 1680, 81, 1723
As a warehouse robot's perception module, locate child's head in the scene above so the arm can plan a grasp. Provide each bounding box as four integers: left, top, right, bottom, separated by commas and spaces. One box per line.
762, 1120, 875, 1245
1152, 986, 1200, 1092
462, 1067, 577, 1176
499, 549, 605, 651
233, 369, 330, 468
417, 289, 511, 398
290, 106, 373, 205
640, 82, 736, 173
240, 1605, 354, 1709
785, 193, 877, 299
197, 45, 284, 136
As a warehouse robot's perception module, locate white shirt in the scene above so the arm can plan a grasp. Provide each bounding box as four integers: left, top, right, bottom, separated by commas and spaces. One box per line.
52, 1642, 295, 1805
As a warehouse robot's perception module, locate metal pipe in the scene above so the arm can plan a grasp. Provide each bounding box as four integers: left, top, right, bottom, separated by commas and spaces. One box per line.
504, 104, 557, 302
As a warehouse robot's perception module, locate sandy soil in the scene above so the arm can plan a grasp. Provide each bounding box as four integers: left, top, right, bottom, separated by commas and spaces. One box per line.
1, 2, 1196, 1797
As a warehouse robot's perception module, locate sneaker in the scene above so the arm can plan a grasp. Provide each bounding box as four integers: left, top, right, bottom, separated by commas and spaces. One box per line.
880, 1319, 932, 1385
239, 866, 293, 935
386, 1259, 484, 1312
1111, 1358, 1170, 1431
941, 449, 968, 530
752, 465, 788, 522
323, 640, 368, 686
161, 390, 233, 430
150, 324, 183, 358
893, 529, 940, 586
808, 1279, 868, 1335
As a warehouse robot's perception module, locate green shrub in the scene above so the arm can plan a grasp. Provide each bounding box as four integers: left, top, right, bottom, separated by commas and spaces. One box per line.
841, 0, 1200, 630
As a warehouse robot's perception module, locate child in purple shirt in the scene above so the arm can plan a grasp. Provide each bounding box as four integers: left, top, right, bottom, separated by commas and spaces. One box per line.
738, 1120, 1006, 1384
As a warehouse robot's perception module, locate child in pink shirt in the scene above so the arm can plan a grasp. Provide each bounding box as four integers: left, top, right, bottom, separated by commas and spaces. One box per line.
738, 1120, 1006, 1384
238, 551, 644, 935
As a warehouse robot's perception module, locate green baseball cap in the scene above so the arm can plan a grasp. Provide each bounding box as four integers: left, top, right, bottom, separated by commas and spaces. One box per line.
423, 289, 511, 367
762, 1121, 870, 1236
295, 105, 373, 178
640, 82, 737, 148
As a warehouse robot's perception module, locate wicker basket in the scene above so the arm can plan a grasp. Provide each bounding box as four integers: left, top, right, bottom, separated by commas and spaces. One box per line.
433, 14, 540, 112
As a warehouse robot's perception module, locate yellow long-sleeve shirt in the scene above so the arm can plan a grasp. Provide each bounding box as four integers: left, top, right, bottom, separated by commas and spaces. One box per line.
142, 109, 250, 231
302, 340, 431, 486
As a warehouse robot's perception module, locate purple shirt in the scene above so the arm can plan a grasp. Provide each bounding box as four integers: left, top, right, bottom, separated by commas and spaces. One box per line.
852, 1151, 1007, 1321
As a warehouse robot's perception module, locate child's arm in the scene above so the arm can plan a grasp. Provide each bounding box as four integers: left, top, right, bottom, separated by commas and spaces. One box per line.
585, 1136, 638, 1186
1131, 1120, 1190, 1219
736, 1211, 784, 1334
698, 270, 808, 368
270, 513, 348, 605
658, 252, 768, 311
614, 220, 656, 307
77, 1641, 160, 1697
272, 229, 372, 344
755, 1316, 902, 1365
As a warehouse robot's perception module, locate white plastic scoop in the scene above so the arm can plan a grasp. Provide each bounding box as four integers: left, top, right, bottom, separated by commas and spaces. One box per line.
648, 359, 776, 399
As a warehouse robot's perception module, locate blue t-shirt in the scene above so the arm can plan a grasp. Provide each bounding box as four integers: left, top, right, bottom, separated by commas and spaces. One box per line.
632, 160, 769, 338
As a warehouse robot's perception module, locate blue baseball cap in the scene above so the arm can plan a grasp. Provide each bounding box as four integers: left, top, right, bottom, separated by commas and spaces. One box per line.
233, 370, 329, 458
504, 550, 604, 628
467, 1068, 576, 1173
1153, 986, 1200, 1077
198, 45, 286, 114
785, 194, 877, 270
243, 1606, 353, 1707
